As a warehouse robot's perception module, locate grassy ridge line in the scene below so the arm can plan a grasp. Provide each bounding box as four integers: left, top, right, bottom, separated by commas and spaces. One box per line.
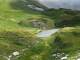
0, 0, 44, 31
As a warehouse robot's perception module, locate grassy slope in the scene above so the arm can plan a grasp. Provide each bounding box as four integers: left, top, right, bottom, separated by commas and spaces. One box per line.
59, 27, 80, 52
0, 0, 44, 59
0, 0, 55, 60
54, 27, 80, 59
0, 0, 44, 30
0, 0, 80, 60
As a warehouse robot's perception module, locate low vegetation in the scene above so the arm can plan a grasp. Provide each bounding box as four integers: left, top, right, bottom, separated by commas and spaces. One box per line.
0, 0, 80, 60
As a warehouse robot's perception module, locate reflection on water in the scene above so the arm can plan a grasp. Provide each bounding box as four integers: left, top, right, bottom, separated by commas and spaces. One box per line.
38, 0, 80, 10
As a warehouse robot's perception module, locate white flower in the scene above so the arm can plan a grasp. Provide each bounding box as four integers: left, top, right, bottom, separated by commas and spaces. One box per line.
61, 56, 68, 60
12, 51, 20, 56
52, 54, 56, 56
77, 58, 80, 60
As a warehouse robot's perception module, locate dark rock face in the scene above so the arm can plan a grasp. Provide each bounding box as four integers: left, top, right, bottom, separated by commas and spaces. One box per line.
31, 20, 48, 30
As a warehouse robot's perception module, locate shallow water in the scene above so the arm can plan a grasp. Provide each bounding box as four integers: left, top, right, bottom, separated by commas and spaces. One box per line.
36, 29, 59, 37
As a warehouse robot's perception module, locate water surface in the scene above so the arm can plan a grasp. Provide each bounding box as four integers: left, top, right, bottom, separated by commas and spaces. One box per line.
36, 29, 59, 37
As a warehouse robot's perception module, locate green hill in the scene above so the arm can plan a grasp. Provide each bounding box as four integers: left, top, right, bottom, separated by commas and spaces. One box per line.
0, 0, 80, 60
